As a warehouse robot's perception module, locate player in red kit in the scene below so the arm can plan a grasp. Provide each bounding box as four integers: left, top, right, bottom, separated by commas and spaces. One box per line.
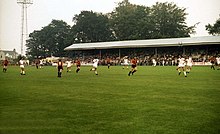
106, 57, 111, 69
128, 57, 138, 76
75, 59, 81, 73
57, 59, 63, 77
3, 58, 9, 73
209, 56, 216, 70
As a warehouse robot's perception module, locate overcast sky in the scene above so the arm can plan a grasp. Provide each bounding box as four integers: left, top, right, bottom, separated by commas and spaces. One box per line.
0, 0, 220, 54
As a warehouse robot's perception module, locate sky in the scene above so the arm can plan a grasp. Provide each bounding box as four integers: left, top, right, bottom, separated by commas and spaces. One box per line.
0, 0, 220, 54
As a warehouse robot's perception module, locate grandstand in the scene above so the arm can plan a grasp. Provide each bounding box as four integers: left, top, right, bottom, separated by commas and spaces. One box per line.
64, 36, 220, 66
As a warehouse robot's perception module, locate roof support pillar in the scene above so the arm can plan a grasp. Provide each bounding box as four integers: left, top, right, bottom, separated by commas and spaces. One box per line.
119, 49, 121, 59
155, 48, 157, 57
99, 50, 102, 59
183, 47, 185, 56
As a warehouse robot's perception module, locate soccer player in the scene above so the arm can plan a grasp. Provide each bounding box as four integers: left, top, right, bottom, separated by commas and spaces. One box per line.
90, 58, 99, 75
66, 60, 72, 72
57, 59, 63, 77
2, 58, 9, 73
106, 57, 111, 69
128, 57, 137, 76
39, 59, 43, 68
19, 57, 25, 75
176, 56, 187, 77
152, 58, 157, 67
122, 56, 129, 69
35, 58, 40, 69
186, 56, 193, 73
216, 56, 220, 70
209, 56, 216, 70
75, 59, 81, 73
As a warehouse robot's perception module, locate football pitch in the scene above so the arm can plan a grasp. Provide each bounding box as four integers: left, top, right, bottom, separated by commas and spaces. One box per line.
0, 65, 220, 134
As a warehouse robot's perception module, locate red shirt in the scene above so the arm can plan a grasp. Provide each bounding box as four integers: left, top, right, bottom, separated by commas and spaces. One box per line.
58, 61, 63, 67
106, 58, 110, 64
75, 60, 81, 66
3, 60, 9, 66
131, 59, 137, 65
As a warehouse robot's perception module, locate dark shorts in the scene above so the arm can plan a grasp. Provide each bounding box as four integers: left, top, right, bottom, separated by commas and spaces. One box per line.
58, 66, 63, 71
131, 65, 136, 68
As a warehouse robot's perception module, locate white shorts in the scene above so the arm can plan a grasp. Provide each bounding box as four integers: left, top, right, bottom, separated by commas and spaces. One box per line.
178, 64, 185, 68
20, 65, 24, 68
187, 63, 192, 67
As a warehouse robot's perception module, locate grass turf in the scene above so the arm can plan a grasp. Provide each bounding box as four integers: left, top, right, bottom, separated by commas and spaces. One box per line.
0, 65, 220, 134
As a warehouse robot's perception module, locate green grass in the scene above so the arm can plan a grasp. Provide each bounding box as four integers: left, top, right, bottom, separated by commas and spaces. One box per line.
0, 65, 220, 134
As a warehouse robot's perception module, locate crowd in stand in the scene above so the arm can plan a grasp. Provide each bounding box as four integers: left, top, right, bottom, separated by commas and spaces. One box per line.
70, 45, 220, 66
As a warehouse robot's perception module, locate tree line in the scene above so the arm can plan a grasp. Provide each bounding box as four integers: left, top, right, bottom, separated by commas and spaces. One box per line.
26, 0, 219, 58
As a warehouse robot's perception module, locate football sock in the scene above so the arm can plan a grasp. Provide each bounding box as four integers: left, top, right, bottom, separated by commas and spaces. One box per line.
128, 71, 131, 76
58, 72, 61, 77
184, 71, 187, 76
76, 69, 80, 73
132, 70, 136, 75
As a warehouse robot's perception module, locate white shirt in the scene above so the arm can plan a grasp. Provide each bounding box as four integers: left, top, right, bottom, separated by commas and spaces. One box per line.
93, 59, 99, 68
19, 60, 24, 65
124, 59, 129, 64
19, 60, 25, 68
40, 60, 43, 65
178, 58, 185, 67
186, 57, 193, 66
216, 57, 220, 64
66, 61, 72, 67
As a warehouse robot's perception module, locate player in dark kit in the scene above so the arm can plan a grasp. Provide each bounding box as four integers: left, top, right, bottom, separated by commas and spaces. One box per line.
57, 59, 63, 77
3, 58, 9, 72
209, 56, 216, 70
106, 57, 111, 69
35, 58, 40, 69
75, 59, 81, 73
128, 57, 138, 76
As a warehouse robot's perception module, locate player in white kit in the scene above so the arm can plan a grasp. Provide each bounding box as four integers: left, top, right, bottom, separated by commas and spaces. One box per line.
66, 60, 72, 72
152, 58, 157, 67
19, 58, 25, 75
186, 56, 193, 73
122, 56, 129, 69
176, 56, 187, 77
90, 58, 99, 75
216, 56, 220, 70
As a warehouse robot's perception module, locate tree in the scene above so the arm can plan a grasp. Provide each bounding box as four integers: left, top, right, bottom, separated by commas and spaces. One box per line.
109, 0, 195, 40
109, 0, 152, 40
151, 2, 194, 38
206, 18, 220, 36
70, 11, 116, 43
26, 20, 71, 58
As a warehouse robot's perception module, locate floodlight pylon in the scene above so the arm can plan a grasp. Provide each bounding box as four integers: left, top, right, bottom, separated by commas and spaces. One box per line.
17, 0, 33, 56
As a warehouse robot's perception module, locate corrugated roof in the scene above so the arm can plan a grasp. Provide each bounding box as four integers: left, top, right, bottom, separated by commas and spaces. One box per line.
64, 36, 220, 51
